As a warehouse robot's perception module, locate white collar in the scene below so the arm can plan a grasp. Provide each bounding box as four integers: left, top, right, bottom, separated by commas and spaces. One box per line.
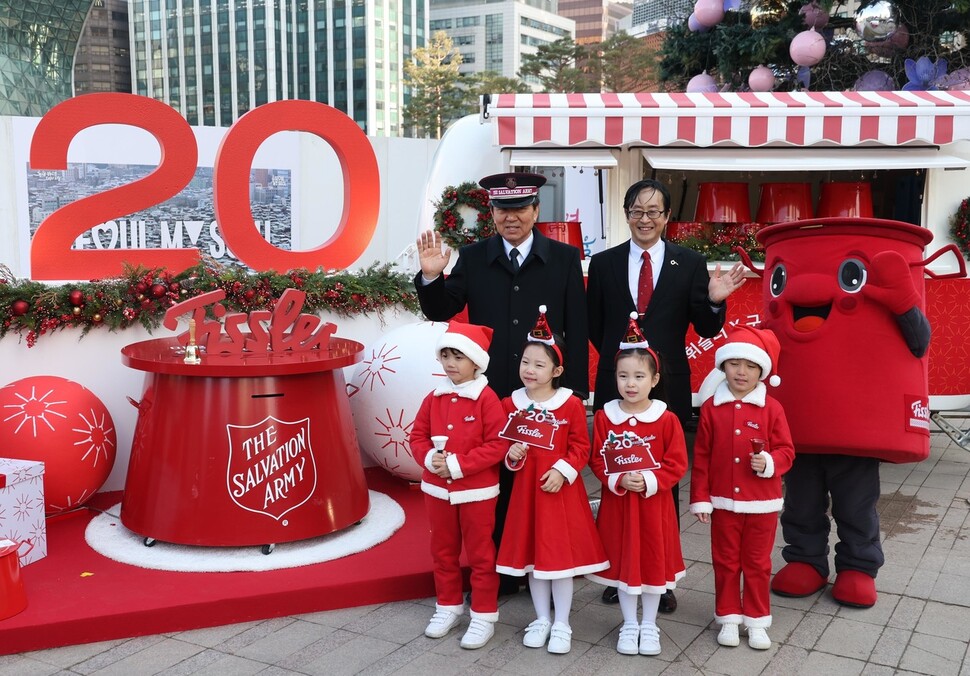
504, 233, 534, 261
712, 380, 766, 407
630, 238, 665, 266
434, 374, 490, 399
510, 387, 573, 411
603, 398, 667, 425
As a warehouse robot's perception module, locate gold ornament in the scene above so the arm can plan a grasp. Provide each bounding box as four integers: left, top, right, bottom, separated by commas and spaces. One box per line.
93, 313, 102, 322
72, 306, 81, 316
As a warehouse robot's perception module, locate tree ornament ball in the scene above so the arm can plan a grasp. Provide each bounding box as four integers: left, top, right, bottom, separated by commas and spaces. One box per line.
800, 1, 829, 29
790, 28, 827, 67
868, 24, 908, 57
687, 13, 710, 33
11, 299, 29, 316
151, 283, 167, 298
68, 289, 84, 306
348, 321, 452, 482
686, 71, 718, 93
748, 65, 776, 92
856, 0, 897, 42
694, 0, 724, 27
0, 376, 117, 514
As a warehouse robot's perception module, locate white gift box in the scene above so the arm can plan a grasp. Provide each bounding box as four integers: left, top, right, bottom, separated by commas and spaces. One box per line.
0, 458, 46, 566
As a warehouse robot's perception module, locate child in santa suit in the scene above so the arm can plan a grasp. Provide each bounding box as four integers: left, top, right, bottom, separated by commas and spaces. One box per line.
587, 314, 688, 656
410, 320, 508, 650
495, 306, 609, 655
690, 326, 794, 650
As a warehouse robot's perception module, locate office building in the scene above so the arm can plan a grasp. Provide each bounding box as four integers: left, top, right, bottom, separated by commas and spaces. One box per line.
75, 0, 132, 95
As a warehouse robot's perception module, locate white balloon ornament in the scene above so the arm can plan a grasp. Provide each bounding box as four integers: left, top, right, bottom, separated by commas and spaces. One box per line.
790, 28, 827, 68
686, 71, 718, 93
348, 321, 451, 482
748, 65, 776, 92
694, 0, 725, 27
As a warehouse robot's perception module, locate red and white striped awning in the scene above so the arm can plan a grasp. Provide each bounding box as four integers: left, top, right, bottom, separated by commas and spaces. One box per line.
487, 90, 970, 149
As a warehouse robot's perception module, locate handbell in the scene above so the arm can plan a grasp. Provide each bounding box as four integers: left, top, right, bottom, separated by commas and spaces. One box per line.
183, 318, 202, 365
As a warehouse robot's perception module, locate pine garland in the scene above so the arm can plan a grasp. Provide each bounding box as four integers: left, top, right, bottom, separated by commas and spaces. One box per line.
951, 197, 970, 259
0, 260, 420, 347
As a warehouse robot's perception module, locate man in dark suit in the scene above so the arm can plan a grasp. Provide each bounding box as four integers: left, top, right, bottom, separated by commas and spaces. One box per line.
587, 178, 746, 611
415, 172, 589, 595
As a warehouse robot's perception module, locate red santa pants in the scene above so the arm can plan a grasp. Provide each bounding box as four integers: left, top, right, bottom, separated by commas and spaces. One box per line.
425, 495, 499, 617
711, 510, 777, 626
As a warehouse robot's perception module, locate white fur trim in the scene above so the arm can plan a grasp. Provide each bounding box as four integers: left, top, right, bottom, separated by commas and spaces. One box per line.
607, 473, 626, 495
437, 602, 464, 615
603, 399, 667, 425
641, 470, 658, 498
715, 614, 743, 625
756, 451, 775, 478
552, 459, 578, 485
433, 374, 490, 399
447, 484, 500, 504
498, 560, 610, 579
690, 501, 713, 515
715, 342, 771, 380
585, 568, 685, 595
424, 449, 437, 472
710, 495, 784, 513
743, 615, 772, 629
421, 481, 451, 501
445, 453, 463, 480
469, 610, 498, 622
698, 368, 725, 405
436, 332, 490, 372
510, 387, 573, 411
712, 380, 766, 407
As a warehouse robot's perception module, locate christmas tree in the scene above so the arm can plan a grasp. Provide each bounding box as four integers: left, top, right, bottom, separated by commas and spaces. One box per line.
658, 0, 970, 93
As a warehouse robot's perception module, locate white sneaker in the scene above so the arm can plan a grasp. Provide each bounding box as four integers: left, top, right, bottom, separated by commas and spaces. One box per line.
616, 621, 639, 655
717, 622, 740, 647
424, 609, 461, 638
460, 618, 495, 649
639, 622, 661, 655
522, 618, 552, 648
747, 626, 771, 650
547, 622, 572, 654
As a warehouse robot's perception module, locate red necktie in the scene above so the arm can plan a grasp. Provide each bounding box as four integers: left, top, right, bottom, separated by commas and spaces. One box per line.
637, 251, 653, 315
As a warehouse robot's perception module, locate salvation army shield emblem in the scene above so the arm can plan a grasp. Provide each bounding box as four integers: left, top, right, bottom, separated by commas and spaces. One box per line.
226, 416, 317, 521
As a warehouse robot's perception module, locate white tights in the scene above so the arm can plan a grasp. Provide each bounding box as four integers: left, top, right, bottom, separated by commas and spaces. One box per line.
618, 589, 661, 626
528, 573, 574, 626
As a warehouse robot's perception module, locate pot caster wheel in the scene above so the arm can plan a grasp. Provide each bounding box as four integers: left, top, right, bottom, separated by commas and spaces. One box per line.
144, 537, 156, 547
262, 543, 276, 555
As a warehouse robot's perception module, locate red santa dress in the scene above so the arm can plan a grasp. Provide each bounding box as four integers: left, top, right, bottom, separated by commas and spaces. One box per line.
495, 388, 609, 580
410, 374, 508, 621
690, 381, 795, 627
586, 399, 687, 595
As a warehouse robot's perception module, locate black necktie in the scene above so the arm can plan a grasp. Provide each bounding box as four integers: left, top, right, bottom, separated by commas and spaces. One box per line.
510, 248, 520, 272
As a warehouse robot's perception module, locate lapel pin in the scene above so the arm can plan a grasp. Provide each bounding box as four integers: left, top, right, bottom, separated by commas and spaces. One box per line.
670, 260, 679, 266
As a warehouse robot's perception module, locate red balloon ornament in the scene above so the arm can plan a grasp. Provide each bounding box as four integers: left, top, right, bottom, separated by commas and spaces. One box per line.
0, 376, 117, 514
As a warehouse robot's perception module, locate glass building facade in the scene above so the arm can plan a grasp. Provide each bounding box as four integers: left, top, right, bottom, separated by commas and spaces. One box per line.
0, 1, 92, 117
129, 0, 425, 136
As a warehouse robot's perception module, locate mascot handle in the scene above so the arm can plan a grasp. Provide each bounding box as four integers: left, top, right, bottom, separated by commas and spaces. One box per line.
732, 246, 763, 278
920, 244, 968, 280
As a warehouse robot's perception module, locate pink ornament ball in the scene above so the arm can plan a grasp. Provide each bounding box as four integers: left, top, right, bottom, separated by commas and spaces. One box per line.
790, 28, 827, 68
0, 375, 117, 514
686, 71, 718, 93
799, 1, 829, 29
694, 0, 725, 27
748, 65, 776, 92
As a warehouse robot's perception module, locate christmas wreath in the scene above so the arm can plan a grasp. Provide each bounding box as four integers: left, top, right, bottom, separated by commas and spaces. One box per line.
433, 181, 495, 249
951, 197, 970, 259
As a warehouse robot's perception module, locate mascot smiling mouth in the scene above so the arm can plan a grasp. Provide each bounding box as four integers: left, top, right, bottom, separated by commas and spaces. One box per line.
792, 304, 831, 332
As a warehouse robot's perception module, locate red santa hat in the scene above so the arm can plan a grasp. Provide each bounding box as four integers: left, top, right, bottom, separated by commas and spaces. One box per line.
527, 304, 563, 363
715, 326, 782, 387
619, 311, 650, 350
436, 320, 493, 372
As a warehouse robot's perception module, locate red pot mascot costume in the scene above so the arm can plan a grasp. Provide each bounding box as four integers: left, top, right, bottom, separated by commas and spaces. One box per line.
752, 217, 935, 608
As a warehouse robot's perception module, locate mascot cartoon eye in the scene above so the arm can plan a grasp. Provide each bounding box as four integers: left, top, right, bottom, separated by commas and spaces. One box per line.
769, 264, 787, 297
838, 258, 868, 293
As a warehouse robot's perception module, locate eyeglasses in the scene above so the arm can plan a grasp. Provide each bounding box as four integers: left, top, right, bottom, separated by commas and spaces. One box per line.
627, 209, 666, 221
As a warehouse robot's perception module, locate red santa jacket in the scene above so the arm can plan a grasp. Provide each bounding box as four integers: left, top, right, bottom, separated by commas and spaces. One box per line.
690, 382, 795, 515
410, 375, 508, 504
501, 388, 589, 484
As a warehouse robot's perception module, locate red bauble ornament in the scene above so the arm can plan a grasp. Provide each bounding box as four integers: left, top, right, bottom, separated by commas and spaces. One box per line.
11, 299, 29, 316
151, 283, 167, 298
135, 282, 148, 294
244, 289, 256, 301
140, 298, 153, 309
68, 289, 84, 306
0, 376, 117, 514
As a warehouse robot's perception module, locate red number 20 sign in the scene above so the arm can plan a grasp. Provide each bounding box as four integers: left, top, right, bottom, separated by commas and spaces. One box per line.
28, 93, 380, 280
